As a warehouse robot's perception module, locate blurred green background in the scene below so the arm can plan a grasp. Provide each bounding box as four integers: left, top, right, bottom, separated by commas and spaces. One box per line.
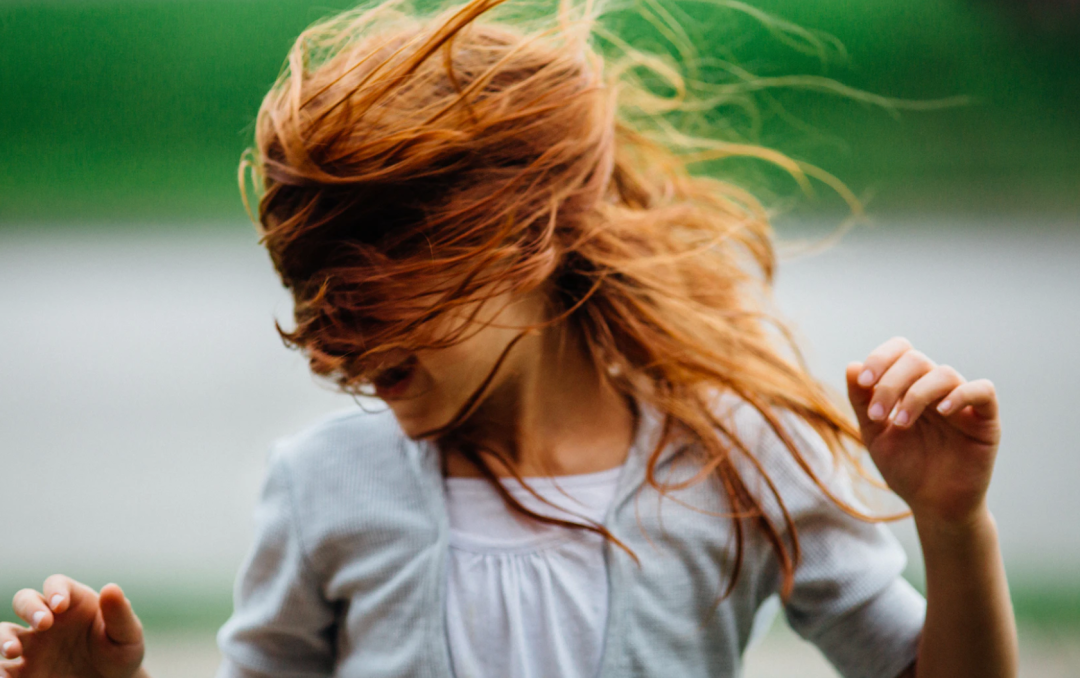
2, 2, 1079, 674
1, 0, 1078, 223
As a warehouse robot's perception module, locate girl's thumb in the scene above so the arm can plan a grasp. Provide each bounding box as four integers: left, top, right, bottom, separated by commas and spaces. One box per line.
99, 584, 143, 645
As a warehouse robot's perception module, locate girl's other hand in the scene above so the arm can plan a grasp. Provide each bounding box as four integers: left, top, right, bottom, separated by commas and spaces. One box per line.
0, 575, 145, 678
846, 337, 1002, 529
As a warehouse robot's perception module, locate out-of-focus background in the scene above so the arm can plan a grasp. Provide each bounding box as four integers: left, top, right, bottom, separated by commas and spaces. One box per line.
2, 0, 1077, 676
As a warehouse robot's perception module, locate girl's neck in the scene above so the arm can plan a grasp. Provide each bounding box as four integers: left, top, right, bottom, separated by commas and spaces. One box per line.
441, 322, 636, 479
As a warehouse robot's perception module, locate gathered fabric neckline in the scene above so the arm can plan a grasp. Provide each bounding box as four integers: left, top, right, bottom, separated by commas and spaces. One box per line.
443, 462, 625, 553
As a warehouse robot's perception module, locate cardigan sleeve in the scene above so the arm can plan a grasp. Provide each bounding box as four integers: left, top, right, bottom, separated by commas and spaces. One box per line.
758, 410, 927, 678
215, 444, 337, 678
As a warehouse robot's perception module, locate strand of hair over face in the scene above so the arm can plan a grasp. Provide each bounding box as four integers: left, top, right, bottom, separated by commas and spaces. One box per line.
239, 0, 908, 607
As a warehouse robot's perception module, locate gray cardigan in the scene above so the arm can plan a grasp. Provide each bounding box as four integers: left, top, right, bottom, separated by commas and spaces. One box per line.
216, 397, 925, 678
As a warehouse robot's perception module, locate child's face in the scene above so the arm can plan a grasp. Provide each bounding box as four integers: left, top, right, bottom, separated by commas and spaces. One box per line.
371, 286, 549, 439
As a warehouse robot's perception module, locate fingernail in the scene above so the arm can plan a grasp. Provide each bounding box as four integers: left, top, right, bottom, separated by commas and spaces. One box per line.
868, 403, 885, 420
894, 410, 910, 427
858, 369, 875, 387
1, 640, 12, 657
32, 610, 46, 628
937, 399, 952, 414
50, 594, 64, 610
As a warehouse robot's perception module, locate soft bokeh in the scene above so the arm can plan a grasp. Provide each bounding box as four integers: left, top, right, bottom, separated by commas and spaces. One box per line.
2, 1, 1077, 675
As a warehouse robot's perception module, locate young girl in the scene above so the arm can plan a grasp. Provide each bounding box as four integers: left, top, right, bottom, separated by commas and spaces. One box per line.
1, 0, 1018, 676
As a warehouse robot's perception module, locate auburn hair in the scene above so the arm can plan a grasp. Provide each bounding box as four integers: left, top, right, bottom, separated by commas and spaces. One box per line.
239, 0, 890, 602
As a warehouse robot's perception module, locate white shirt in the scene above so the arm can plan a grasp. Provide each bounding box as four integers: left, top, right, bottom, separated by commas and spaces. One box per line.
443, 464, 624, 678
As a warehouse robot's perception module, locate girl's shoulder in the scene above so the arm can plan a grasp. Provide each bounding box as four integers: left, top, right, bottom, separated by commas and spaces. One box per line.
261, 406, 431, 540
270, 404, 412, 472
709, 391, 834, 466
706, 391, 863, 517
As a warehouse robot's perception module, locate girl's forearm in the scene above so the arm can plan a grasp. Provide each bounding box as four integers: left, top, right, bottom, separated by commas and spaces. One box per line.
913, 507, 1018, 678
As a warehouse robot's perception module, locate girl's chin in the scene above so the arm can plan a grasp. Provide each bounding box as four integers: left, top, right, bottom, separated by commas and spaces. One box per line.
384, 392, 464, 441
387, 407, 444, 441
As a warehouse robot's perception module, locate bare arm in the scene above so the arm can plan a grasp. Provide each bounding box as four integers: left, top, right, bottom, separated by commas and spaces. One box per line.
847, 337, 1019, 678
911, 509, 1017, 677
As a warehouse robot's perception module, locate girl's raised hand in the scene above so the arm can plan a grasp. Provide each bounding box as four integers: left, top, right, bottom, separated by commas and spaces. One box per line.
0, 575, 145, 678
846, 337, 1002, 529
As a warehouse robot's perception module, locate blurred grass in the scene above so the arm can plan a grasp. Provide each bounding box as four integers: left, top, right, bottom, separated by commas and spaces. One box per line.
1, 576, 1077, 632
1, 0, 1078, 224
1010, 587, 1080, 631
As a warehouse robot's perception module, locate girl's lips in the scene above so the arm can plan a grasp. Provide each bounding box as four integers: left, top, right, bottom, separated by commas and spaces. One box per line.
373, 355, 418, 400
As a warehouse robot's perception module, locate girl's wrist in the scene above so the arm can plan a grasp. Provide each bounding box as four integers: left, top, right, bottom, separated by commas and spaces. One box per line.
913, 503, 997, 555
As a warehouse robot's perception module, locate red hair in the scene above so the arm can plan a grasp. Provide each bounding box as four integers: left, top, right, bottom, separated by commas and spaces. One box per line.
240, 0, 888, 602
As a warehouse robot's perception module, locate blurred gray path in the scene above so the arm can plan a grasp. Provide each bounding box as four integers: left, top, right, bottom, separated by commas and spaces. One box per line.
137, 620, 1080, 678
1, 217, 1078, 589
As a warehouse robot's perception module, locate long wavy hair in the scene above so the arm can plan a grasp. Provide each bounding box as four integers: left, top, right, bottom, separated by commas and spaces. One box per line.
239, 0, 892, 601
